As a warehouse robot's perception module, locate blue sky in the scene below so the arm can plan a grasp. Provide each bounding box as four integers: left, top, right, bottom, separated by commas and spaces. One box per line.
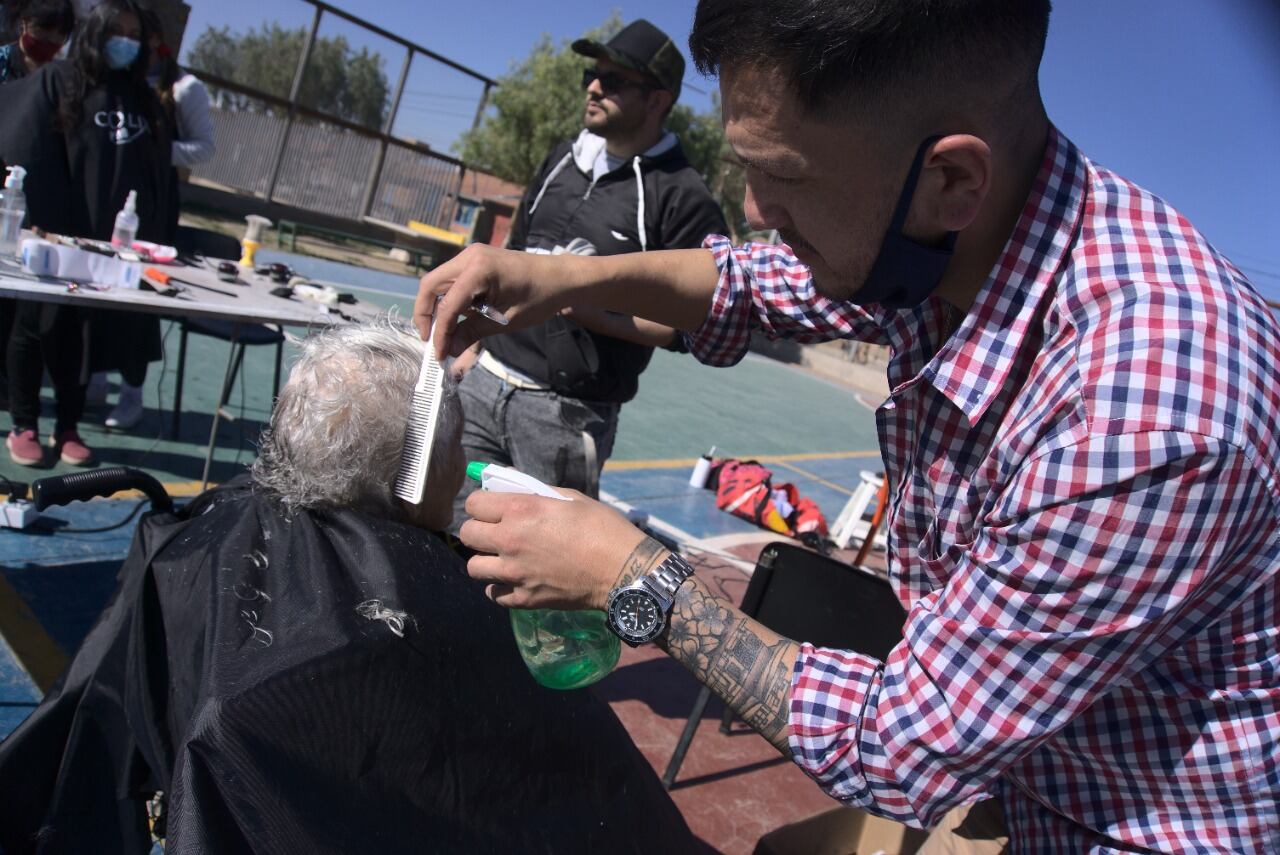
182, 1, 1280, 300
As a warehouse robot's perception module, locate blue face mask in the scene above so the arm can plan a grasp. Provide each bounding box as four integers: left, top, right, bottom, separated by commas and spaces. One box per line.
850, 136, 958, 311
103, 36, 140, 70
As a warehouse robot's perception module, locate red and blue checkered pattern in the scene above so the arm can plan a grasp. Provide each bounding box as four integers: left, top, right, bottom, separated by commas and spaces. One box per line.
689, 127, 1280, 851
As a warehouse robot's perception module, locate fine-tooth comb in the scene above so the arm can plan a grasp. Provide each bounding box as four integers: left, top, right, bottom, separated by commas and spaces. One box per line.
393, 327, 444, 505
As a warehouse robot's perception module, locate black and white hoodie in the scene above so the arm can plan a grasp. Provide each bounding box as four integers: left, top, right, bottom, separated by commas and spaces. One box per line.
485, 128, 727, 404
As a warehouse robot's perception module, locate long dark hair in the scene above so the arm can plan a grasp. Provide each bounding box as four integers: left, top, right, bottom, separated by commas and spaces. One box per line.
56, 0, 157, 132
138, 6, 177, 123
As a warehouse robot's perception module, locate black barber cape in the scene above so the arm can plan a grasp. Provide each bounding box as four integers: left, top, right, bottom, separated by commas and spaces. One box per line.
0, 481, 698, 854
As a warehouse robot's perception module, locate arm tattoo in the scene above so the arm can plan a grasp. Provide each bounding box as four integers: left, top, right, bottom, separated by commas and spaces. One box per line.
658, 576, 799, 751
612, 536, 667, 589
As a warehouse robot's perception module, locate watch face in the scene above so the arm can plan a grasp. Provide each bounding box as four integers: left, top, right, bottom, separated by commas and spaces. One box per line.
607, 587, 664, 644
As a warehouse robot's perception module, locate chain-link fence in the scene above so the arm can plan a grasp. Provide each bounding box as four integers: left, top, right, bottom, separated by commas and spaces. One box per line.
184, 0, 495, 230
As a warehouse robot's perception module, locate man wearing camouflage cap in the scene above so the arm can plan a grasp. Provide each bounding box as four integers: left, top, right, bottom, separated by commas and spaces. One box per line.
450, 18, 727, 525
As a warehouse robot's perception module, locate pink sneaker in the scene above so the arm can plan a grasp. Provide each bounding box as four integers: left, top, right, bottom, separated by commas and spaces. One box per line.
7, 428, 43, 466
50, 429, 93, 466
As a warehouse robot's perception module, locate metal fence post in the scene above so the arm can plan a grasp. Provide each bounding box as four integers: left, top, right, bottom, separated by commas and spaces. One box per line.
360, 45, 413, 219
264, 4, 322, 203
440, 165, 468, 229
433, 83, 491, 229
470, 82, 492, 131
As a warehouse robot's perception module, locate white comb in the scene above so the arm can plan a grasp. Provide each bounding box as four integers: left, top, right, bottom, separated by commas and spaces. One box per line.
393, 330, 445, 505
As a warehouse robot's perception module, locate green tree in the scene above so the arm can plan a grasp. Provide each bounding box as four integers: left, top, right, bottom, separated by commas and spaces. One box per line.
188, 24, 389, 129
454, 16, 622, 186
664, 93, 748, 239
454, 17, 743, 235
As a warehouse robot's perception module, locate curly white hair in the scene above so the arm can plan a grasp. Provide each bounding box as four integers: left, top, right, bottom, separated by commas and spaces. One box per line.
253, 316, 461, 516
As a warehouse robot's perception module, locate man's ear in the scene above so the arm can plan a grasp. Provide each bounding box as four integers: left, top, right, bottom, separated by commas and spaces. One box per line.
911, 134, 991, 236
648, 89, 675, 120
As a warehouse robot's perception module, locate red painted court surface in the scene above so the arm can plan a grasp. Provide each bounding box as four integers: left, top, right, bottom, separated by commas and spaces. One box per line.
591, 529, 892, 854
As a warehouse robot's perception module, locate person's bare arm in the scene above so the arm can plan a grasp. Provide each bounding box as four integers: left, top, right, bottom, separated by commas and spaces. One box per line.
560, 306, 679, 348
450, 342, 482, 380
614, 538, 798, 750
414, 245, 720, 359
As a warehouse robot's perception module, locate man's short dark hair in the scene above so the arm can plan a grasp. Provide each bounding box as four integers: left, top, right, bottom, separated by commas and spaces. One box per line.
18, 0, 75, 34
689, 0, 1052, 114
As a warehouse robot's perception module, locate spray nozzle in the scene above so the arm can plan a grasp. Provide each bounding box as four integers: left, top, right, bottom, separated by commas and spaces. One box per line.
123, 189, 137, 213
4, 166, 26, 190
243, 214, 272, 244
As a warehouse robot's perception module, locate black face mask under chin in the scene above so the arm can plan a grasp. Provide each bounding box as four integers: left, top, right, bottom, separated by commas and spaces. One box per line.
850, 137, 957, 310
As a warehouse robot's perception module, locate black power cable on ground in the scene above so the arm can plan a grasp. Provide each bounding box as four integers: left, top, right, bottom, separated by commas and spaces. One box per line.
56, 498, 151, 534
1, 474, 29, 501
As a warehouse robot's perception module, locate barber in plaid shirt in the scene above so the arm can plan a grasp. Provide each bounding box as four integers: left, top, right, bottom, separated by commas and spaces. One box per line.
418, 1, 1279, 851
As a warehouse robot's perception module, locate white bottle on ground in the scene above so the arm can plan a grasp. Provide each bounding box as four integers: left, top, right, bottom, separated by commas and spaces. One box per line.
111, 189, 139, 248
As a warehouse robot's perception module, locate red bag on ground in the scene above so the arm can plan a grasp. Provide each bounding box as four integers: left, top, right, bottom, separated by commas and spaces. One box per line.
709, 460, 829, 539
790, 493, 829, 538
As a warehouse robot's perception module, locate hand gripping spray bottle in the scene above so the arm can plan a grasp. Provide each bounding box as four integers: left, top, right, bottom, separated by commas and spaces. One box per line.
467, 462, 621, 690
0, 166, 27, 258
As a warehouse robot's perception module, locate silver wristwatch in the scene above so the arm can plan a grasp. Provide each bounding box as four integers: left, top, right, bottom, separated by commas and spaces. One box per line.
605, 552, 695, 646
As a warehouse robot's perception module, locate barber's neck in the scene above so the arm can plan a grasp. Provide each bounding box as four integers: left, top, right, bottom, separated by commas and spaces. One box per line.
934, 108, 1051, 314
603, 123, 665, 162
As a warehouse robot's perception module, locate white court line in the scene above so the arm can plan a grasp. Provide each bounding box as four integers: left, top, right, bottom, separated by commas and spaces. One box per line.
599, 489, 758, 573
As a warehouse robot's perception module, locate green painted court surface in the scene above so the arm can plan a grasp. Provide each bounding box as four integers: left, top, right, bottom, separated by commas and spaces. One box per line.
1, 266, 885, 741
0, 284, 881, 489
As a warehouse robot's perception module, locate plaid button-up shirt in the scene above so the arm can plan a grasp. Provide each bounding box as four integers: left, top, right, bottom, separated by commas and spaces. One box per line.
688, 127, 1280, 852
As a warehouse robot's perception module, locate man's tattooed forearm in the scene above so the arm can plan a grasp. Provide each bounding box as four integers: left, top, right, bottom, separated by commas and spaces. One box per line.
662, 579, 730, 673
612, 543, 797, 748
612, 536, 667, 589
708, 620, 794, 742
658, 577, 798, 750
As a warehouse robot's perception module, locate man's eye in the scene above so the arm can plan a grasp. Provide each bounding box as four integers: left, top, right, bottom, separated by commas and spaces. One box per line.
748, 166, 799, 186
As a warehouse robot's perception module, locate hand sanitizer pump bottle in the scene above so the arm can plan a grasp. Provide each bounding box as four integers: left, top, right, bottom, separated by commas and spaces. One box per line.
0, 165, 28, 258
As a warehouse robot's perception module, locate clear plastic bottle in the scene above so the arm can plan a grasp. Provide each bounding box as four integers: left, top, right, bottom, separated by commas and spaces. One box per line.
111, 189, 138, 248
0, 165, 27, 258
467, 462, 621, 690
509, 608, 620, 690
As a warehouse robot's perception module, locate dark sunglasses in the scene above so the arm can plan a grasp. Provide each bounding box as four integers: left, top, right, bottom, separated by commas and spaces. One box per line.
582, 67, 656, 94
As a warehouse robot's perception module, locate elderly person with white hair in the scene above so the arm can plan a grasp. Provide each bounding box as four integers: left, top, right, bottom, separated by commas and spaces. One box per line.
0, 318, 699, 855
252, 317, 466, 530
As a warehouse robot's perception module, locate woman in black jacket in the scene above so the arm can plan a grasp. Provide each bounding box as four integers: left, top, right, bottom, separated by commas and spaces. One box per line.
0, 0, 74, 414
0, 0, 172, 466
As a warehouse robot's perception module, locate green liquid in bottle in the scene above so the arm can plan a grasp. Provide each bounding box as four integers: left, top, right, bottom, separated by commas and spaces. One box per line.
509, 608, 621, 690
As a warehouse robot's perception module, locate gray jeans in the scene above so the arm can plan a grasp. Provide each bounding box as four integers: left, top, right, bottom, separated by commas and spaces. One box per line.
452, 363, 620, 531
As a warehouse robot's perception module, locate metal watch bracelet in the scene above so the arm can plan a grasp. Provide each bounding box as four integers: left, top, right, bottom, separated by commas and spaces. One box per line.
646, 552, 695, 599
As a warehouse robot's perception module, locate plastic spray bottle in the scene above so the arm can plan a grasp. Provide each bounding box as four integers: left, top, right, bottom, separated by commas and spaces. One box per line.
239, 214, 272, 267
0, 166, 27, 258
467, 462, 621, 690
111, 190, 138, 248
